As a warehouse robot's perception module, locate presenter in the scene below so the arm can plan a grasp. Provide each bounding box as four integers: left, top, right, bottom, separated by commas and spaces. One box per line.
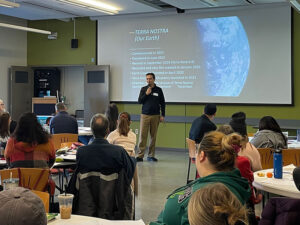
136, 73, 165, 162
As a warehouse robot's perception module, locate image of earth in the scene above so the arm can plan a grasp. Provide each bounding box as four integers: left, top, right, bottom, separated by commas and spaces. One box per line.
197, 16, 250, 97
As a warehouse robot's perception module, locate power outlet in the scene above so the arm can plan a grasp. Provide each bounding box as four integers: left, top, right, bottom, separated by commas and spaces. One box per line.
135, 129, 138, 134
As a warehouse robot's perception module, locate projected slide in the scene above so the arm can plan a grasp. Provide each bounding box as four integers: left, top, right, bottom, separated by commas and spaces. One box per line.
98, 5, 292, 104
197, 17, 250, 96
130, 16, 249, 97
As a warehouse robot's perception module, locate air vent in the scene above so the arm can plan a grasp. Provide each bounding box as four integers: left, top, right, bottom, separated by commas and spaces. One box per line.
134, 0, 176, 9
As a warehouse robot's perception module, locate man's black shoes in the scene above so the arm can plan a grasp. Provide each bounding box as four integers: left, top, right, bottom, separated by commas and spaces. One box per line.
136, 157, 143, 162
147, 157, 158, 162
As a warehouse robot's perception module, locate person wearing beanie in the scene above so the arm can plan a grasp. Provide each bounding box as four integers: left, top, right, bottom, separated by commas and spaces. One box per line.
0, 187, 47, 225
229, 112, 262, 172
189, 103, 217, 144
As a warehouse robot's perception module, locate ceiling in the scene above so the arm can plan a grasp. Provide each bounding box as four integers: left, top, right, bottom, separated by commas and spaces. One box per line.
0, 0, 289, 21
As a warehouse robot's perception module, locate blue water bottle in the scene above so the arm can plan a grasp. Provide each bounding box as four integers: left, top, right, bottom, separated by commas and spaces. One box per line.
273, 149, 282, 179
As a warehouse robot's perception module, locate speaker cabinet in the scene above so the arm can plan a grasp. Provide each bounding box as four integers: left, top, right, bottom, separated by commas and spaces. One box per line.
71, 39, 78, 48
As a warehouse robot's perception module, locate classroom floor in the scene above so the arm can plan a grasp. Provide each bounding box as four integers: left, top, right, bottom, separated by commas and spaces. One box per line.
134, 148, 193, 224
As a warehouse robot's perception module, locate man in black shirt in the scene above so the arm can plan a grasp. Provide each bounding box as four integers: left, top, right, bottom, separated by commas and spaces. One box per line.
50, 102, 78, 134
137, 73, 165, 162
189, 103, 217, 144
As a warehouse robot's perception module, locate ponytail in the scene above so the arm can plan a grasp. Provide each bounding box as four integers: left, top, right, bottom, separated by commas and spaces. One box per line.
117, 112, 131, 136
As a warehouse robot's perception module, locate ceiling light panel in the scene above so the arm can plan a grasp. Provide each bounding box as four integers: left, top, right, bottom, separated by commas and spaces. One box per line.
56, 0, 119, 14
0, 0, 20, 8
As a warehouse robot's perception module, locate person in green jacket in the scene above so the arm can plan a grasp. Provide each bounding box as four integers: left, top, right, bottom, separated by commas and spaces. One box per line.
150, 131, 251, 225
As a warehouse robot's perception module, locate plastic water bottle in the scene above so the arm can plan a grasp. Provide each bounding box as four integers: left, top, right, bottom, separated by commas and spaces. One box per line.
273, 149, 282, 179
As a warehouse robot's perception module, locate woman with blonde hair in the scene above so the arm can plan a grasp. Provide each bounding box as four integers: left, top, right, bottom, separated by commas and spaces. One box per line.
188, 183, 248, 225
107, 112, 136, 156
150, 131, 251, 225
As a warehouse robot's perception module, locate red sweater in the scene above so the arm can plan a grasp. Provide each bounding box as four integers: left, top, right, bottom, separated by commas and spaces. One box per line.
4, 137, 56, 168
236, 156, 256, 204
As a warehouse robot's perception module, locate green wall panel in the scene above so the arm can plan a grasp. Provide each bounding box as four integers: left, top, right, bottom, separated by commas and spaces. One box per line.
28, 18, 96, 65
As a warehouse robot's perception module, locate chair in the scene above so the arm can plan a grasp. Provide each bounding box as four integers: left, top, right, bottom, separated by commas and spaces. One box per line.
247, 132, 255, 137
70, 168, 134, 220
0, 168, 50, 192
282, 149, 300, 167
257, 148, 273, 169
31, 190, 50, 213
52, 133, 78, 150
186, 138, 196, 159
186, 138, 197, 184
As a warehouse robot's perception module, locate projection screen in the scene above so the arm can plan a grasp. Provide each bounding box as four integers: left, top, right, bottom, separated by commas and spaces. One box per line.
97, 4, 292, 104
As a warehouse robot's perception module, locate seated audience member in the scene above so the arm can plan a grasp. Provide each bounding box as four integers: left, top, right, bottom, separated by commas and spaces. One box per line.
50, 102, 78, 134
0, 99, 17, 134
76, 113, 135, 182
5, 112, 55, 168
107, 112, 136, 156
189, 103, 217, 144
229, 112, 262, 171
188, 183, 249, 225
0, 187, 47, 225
217, 125, 260, 205
0, 99, 4, 113
250, 116, 287, 149
259, 197, 300, 225
69, 113, 136, 218
150, 131, 251, 225
105, 103, 119, 133
107, 112, 138, 195
45, 116, 52, 126
0, 112, 11, 148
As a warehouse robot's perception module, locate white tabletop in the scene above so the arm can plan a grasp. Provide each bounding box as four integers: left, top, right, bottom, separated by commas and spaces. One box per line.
0, 159, 6, 165
287, 140, 300, 149
253, 164, 300, 198
49, 214, 145, 225
78, 127, 92, 136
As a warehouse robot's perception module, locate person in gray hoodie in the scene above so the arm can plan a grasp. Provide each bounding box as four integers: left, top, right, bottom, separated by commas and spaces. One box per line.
250, 116, 287, 149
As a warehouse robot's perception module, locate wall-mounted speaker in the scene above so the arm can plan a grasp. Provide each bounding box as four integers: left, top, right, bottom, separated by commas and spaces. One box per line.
71, 39, 78, 48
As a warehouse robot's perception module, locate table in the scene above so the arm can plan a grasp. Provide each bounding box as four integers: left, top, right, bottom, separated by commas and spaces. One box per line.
287, 140, 300, 148
253, 165, 300, 198
0, 159, 7, 169
78, 127, 92, 136
78, 127, 93, 145
49, 214, 145, 225
52, 159, 77, 193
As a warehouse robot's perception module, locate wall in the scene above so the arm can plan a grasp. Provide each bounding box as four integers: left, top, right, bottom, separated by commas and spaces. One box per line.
0, 15, 27, 105
27, 11, 300, 149
59, 66, 84, 115
28, 17, 96, 65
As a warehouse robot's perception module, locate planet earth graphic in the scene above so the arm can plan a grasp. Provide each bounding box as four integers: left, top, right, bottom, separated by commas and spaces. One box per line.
197, 16, 250, 97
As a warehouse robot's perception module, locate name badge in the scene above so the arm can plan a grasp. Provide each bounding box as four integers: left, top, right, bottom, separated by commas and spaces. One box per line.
153, 93, 158, 96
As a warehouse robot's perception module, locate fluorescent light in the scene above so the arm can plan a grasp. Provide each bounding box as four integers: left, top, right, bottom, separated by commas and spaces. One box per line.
0, 23, 51, 34
0, 0, 19, 8
290, 0, 300, 12
57, 0, 119, 15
